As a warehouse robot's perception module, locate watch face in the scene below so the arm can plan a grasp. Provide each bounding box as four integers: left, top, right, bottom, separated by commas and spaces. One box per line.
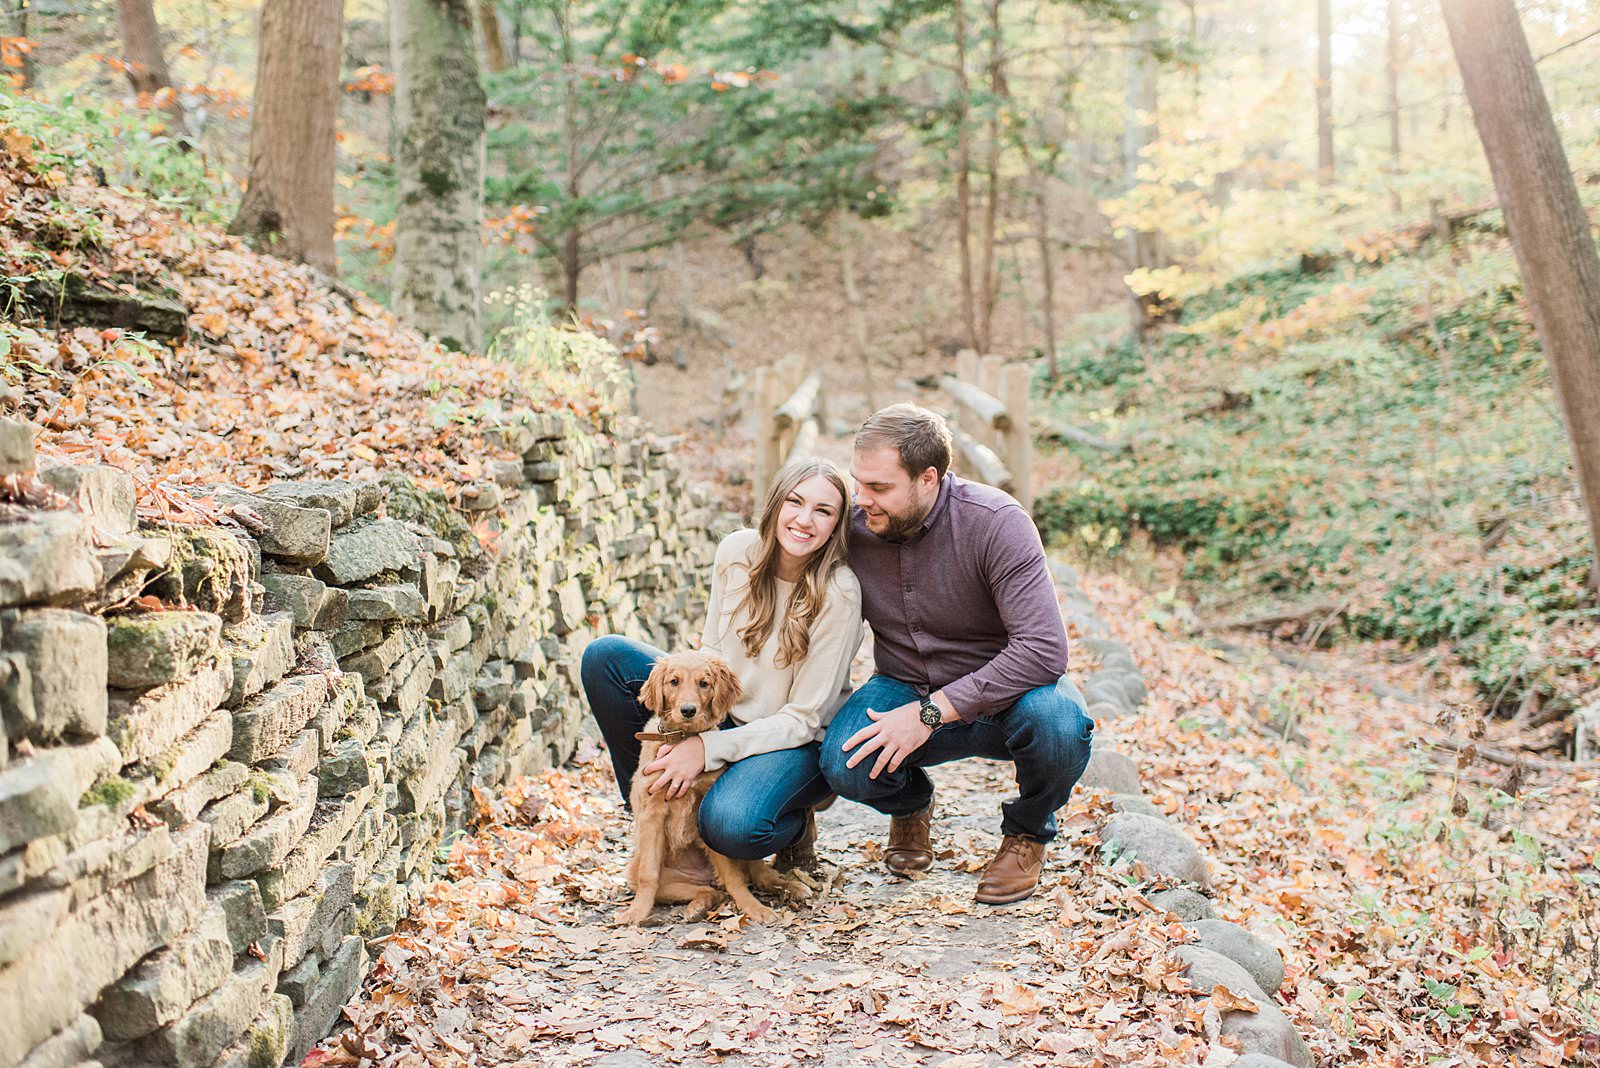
920, 698, 940, 727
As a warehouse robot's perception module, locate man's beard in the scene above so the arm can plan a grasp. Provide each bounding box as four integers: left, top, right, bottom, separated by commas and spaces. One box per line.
876, 495, 934, 539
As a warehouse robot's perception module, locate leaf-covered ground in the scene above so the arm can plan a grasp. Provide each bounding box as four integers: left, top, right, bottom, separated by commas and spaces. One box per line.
0, 133, 602, 521
310, 569, 1599, 1068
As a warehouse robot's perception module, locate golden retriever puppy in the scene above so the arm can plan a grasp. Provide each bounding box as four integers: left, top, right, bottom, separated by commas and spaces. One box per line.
616, 650, 801, 925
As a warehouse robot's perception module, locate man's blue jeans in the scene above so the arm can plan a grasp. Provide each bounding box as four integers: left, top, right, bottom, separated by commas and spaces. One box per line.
818, 674, 1094, 842
579, 635, 832, 860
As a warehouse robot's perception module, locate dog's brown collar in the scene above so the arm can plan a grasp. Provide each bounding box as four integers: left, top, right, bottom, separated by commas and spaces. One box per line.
635, 729, 690, 743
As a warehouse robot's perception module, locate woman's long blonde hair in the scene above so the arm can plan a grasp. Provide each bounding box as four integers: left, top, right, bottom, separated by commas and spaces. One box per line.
735, 458, 852, 668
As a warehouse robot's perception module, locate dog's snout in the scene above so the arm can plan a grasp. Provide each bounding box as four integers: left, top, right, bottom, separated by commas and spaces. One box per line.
677, 703, 698, 719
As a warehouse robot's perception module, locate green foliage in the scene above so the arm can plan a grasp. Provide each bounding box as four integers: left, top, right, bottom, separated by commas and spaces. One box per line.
0, 84, 231, 223
1037, 234, 1598, 713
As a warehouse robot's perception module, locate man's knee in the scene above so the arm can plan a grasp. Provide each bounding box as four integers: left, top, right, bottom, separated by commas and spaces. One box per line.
818, 728, 878, 800
1008, 682, 1094, 761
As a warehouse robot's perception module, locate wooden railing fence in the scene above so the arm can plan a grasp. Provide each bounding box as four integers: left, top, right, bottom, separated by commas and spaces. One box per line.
750, 354, 824, 494
940, 349, 1033, 510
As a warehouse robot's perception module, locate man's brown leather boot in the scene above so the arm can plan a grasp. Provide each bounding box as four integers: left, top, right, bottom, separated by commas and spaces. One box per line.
974, 835, 1046, 904
885, 804, 934, 875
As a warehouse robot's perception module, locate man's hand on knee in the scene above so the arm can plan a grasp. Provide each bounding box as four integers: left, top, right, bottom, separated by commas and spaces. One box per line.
841, 702, 931, 778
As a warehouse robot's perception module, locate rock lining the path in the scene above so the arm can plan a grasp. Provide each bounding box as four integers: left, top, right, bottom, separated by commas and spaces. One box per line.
1052, 562, 1318, 1066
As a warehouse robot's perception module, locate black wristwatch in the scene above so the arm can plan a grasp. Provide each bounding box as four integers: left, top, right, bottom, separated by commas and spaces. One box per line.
918, 693, 942, 729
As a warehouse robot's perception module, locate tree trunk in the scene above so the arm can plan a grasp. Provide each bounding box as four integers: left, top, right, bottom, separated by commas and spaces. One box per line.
113, 0, 188, 134
1386, 0, 1401, 211
1316, 0, 1334, 181
478, 0, 508, 73
390, 0, 486, 351
1034, 173, 1058, 379
976, 0, 1005, 355
953, 0, 978, 353
1124, 7, 1160, 335
837, 215, 877, 411
14, 1, 36, 90
1441, 0, 1600, 593
1386, 0, 1401, 164
229, 0, 342, 275
556, 2, 581, 316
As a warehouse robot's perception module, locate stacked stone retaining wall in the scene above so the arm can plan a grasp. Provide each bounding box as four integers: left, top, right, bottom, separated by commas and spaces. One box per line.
0, 411, 730, 1068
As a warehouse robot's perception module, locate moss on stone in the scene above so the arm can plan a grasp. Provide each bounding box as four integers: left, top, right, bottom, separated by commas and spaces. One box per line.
247, 771, 272, 805
146, 747, 179, 784
355, 882, 400, 938
142, 524, 250, 618
381, 472, 480, 562
247, 1020, 285, 1068
80, 775, 136, 808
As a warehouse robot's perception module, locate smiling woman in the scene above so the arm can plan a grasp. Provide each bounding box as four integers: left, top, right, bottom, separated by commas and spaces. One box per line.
581, 458, 865, 906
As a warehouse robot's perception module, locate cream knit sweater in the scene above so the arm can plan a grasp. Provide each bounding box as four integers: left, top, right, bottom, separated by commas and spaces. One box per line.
697, 529, 864, 771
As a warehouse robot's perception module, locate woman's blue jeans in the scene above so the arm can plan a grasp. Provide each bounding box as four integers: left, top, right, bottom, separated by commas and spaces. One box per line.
579, 634, 832, 860
818, 674, 1093, 842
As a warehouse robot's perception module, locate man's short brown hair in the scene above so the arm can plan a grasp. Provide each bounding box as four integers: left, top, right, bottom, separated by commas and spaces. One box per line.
855, 403, 954, 480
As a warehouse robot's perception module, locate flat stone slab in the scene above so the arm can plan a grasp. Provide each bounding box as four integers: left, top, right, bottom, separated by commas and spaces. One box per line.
134, 937, 285, 1067
289, 935, 366, 1064
261, 573, 347, 630
209, 880, 267, 956
257, 480, 382, 528
0, 884, 70, 966
212, 486, 332, 565
208, 993, 292, 1068
271, 862, 355, 971
106, 611, 223, 691
0, 606, 108, 742
38, 462, 137, 536
92, 904, 234, 1040
0, 825, 208, 1068
346, 584, 425, 621
0, 737, 120, 853
0, 509, 98, 609
214, 776, 317, 880
231, 674, 331, 765
224, 612, 295, 707
107, 653, 234, 765
315, 519, 423, 586
16, 1014, 100, 1068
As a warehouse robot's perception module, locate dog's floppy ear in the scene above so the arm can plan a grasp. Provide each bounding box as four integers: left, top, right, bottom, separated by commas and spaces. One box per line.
706, 656, 743, 718
639, 661, 669, 717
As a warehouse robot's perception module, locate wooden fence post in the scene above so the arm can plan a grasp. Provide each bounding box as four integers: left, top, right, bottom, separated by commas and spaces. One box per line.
1001, 362, 1032, 511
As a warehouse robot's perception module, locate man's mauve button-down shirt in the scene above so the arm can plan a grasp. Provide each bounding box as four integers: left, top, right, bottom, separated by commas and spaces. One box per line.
847, 473, 1069, 722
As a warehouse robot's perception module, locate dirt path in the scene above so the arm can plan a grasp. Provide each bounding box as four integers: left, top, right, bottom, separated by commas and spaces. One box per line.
315, 567, 1597, 1068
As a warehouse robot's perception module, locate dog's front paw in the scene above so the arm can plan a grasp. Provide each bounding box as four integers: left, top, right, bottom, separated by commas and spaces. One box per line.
615, 902, 653, 926
741, 901, 778, 924
777, 874, 815, 901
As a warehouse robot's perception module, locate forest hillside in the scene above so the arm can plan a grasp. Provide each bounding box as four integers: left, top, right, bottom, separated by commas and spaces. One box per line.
2, 0, 1599, 1065
1032, 207, 1599, 746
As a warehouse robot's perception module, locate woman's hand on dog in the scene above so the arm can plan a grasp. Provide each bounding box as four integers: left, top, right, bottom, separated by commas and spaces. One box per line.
643, 736, 707, 798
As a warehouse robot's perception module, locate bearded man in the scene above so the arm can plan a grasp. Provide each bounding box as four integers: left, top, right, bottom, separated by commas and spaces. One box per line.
820, 403, 1093, 904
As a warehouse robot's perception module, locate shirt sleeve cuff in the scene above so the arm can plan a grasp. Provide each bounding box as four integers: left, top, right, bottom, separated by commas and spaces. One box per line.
699, 730, 732, 771
943, 677, 989, 722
